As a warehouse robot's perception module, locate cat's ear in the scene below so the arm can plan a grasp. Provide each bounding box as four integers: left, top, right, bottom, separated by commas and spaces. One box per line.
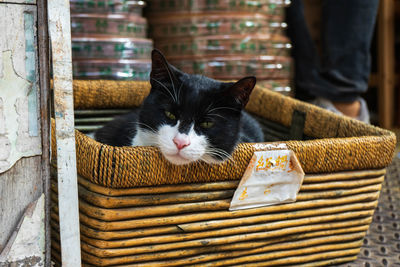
225, 76, 256, 107
150, 49, 173, 81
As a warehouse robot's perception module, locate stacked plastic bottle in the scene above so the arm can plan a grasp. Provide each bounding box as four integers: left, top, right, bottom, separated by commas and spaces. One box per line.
147, 0, 291, 94
70, 0, 153, 80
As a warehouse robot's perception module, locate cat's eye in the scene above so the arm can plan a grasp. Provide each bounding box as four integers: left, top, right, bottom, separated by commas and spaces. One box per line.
165, 111, 176, 120
200, 121, 214, 129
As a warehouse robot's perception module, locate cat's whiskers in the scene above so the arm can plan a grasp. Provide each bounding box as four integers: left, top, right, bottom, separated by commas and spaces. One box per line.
151, 78, 177, 103
206, 113, 226, 120
163, 62, 179, 102
208, 106, 240, 113
214, 150, 233, 161
205, 151, 230, 161
130, 122, 157, 134
177, 82, 183, 103
205, 103, 231, 120
201, 157, 220, 165
205, 147, 235, 163
204, 102, 215, 113
156, 139, 175, 151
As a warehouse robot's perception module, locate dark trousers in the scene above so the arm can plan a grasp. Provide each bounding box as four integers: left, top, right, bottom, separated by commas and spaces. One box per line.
286, 0, 379, 102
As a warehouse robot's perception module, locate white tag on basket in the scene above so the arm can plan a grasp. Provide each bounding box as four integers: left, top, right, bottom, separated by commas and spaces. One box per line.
230, 150, 304, 211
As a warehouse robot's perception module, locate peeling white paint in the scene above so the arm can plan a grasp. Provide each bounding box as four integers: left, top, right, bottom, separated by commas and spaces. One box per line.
0, 5, 27, 79
0, 51, 41, 173
0, 194, 45, 266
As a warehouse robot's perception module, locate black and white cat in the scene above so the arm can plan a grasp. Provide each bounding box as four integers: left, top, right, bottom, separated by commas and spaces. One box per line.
93, 50, 264, 165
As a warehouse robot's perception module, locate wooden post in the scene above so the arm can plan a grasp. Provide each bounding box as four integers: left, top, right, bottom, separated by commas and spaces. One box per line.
378, 0, 395, 129
37, 0, 51, 265
47, 0, 82, 266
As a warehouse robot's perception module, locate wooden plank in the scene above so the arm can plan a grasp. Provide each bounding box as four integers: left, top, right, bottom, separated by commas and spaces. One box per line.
0, 1, 50, 265
0, 0, 36, 4
0, 157, 43, 251
47, 0, 81, 265
37, 0, 51, 265
0, 3, 44, 254
378, 0, 395, 129
0, 194, 45, 264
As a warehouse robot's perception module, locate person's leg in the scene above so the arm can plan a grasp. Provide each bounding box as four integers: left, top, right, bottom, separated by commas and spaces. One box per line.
285, 0, 320, 101
286, 0, 378, 121
314, 0, 379, 121
286, 0, 351, 104
318, 0, 379, 103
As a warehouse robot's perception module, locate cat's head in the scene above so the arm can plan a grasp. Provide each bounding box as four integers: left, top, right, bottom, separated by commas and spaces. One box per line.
138, 49, 256, 165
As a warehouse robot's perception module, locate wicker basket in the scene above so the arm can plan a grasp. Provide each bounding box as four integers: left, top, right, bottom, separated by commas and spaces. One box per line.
51, 80, 396, 266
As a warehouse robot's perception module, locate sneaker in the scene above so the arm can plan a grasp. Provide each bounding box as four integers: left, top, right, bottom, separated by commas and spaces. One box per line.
311, 97, 370, 124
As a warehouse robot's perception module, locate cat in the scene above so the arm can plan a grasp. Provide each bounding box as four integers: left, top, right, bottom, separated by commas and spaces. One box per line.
93, 49, 264, 165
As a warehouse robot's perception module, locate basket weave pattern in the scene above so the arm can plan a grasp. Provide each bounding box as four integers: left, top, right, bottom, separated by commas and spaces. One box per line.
50, 80, 396, 266
51, 80, 396, 188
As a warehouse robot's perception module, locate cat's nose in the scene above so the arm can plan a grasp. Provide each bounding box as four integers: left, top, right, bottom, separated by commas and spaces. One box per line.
173, 135, 190, 150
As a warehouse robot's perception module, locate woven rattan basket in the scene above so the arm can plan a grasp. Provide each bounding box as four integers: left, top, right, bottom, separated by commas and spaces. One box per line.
51, 80, 396, 266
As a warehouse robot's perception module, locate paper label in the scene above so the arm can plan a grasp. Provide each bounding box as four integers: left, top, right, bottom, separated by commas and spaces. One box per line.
230, 150, 304, 211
